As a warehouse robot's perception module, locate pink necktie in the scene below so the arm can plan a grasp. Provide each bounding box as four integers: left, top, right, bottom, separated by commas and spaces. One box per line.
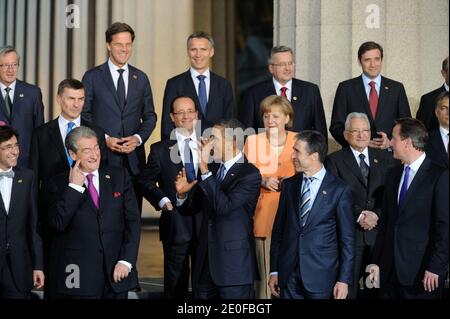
86, 173, 99, 209
280, 87, 287, 98
369, 81, 378, 119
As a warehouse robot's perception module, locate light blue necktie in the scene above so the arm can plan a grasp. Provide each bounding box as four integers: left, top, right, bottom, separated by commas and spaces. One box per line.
184, 138, 196, 182
65, 122, 75, 166
197, 75, 207, 115
300, 177, 314, 227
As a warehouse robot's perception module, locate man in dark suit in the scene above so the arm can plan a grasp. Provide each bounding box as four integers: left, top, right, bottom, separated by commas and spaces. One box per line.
82, 22, 157, 211
0, 126, 44, 298
417, 57, 448, 131
47, 126, 141, 299
239, 46, 327, 138
425, 91, 449, 169
330, 41, 411, 149
160, 32, 235, 140
30, 79, 107, 298
175, 119, 261, 299
269, 130, 354, 299
138, 96, 201, 298
0, 46, 44, 167
325, 112, 393, 299
369, 118, 449, 299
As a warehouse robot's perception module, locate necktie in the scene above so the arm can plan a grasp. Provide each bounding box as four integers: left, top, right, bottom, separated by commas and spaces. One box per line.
369, 81, 378, 119
280, 87, 287, 98
300, 177, 314, 227
398, 166, 410, 208
359, 153, 369, 186
117, 69, 126, 110
65, 122, 75, 166
0, 171, 15, 179
197, 75, 207, 115
184, 138, 196, 182
86, 173, 99, 209
216, 164, 226, 182
4, 87, 12, 118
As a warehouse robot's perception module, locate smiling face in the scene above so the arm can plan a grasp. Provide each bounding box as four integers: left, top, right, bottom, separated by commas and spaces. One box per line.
187, 37, 214, 73
170, 97, 198, 133
0, 135, 19, 171
69, 137, 101, 173
0, 51, 19, 86
58, 88, 85, 121
359, 49, 383, 79
268, 51, 294, 85
107, 32, 133, 68
344, 117, 371, 152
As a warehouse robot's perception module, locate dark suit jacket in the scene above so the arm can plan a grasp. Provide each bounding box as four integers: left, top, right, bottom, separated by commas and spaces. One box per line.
372, 158, 449, 287
82, 62, 157, 175
0, 167, 43, 292
179, 159, 261, 287
47, 166, 141, 296
0, 80, 44, 167
426, 129, 449, 169
270, 172, 355, 294
160, 70, 235, 140
325, 147, 393, 246
239, 78, 328, 139
138, 139, 200, 243
330, 75, 411, 146
416, 85, 446, 131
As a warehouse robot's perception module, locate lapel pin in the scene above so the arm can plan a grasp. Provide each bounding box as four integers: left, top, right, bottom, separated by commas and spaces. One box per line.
384, 86, 389, 90
374, 159, 378, 163
19, 93, 24, 97
105, 175, 111, 179
18, 179, 23, 183
322, 190, 327, 195
231, 173, 235, 177
293, 96, 298, 101
133, 75, 138, 80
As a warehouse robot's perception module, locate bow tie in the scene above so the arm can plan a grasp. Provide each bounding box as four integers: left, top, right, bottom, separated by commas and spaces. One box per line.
0, 170, 15, 179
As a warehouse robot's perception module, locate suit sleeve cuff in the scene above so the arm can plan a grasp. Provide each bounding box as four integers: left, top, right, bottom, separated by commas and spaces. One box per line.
158, 197, 171, 209
69, 183, 85, 193
176, 194, 187, 207
134, 134, 143, 146
269, 272, 278, 276
118, 260, 132, 271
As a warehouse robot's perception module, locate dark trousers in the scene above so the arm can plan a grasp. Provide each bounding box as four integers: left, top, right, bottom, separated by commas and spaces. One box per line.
0, 254, 29, 299
123, 155, 143, 214
348, 243, 376, 299
281, 266, 332, 299
163, 241, 195, 299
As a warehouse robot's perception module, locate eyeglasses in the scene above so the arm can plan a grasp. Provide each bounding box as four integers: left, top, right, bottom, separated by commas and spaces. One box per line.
172, 110, 197, 117
0, 143, 20, 151
346, 129, 371, 135
271, 61, 294, 68
0, 63, 19, 71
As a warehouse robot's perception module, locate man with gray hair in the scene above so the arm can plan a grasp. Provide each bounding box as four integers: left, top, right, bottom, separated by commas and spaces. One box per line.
161, 31, 235, 140
0, 46, 44, 167
325, 112, 394, 299
47, 126, 141, 299
240, 45, 327, 139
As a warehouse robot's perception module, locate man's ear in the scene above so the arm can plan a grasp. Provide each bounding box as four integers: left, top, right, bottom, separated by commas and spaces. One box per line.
68, 149, 77, 161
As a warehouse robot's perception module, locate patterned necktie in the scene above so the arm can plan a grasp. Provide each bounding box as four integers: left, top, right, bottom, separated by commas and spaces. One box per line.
398, 166, 410, 208
359, 153, 369, 186
4, 87, 12, 118
65, 122, 75, 166
369, 81, 378, 119
300, 176, 314, 227
86, 173, 99, 209
280, 87, 287, 98
197, 75, 207, 115
184, 138, 196, 182
216, 164, 226, 182
117, 69, 126, 110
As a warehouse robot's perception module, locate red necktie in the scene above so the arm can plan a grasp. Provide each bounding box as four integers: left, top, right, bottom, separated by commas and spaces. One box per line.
369, 81, 378, 119
280, 87, 287, 98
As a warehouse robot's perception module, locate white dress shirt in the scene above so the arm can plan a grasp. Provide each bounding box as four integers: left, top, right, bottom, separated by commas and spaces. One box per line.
0, 80, 16, 103
350, 146, 370, 167
273, 78, 293, 101
362, 73, 381, 100
0, 167, 14, 213
190, 67, 211, 102
444, 82, 449, 92
397, 153, 426, 203
58, 115, 81, 143
439, 126, 449, 153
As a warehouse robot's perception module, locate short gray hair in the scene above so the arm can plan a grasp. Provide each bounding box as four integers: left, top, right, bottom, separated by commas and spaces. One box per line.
187, 31, 214, 48
344, 112, 370, 131
268, 46, 293, 64
0, 46, 20, 63
65, 126, 98, 153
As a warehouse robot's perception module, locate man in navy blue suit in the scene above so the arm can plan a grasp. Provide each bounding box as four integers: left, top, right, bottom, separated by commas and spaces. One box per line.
0, 46, 44, 167
175, 119, 261, 299
82, 22, 157, 211
269, 130, 354, 299
160, 32, 235, 140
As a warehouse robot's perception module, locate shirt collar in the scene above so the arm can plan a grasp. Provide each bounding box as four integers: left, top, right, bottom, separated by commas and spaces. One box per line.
439, 126, 449, 137
406, 153, 426, 173
349, 146, 369, 161
0, 80, 16, 92
444, 82, 449, 92
58, 115, 81, 127
190, 67, 210, 79
0, 167, 13, 173
175, 130, 198, 148
305, 165, 326, 182
273, 78, 292, 93
108, 58, 129, 73
222, 152, 243, 172
362, 73, 381, 88
82, 169, 99, 178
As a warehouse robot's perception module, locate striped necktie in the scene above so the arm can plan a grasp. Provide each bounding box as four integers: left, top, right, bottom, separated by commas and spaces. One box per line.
300, 176, 314, 227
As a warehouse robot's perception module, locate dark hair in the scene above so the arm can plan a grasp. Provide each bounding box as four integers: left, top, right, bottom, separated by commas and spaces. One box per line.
395, 118, 428, 152
0, 125, 19, 144
442, 56, 449, 72
435, 91, 449, 108
57, 79, 84, 96
358, 41, 384, 61
214, 118, 245, 151
295, 130, 328, 163
170, 95, 198, 113
105, 22, 135, 43
187, 31, 214, 48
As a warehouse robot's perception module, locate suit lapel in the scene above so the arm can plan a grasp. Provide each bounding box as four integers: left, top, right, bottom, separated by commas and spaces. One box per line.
289, 174, 302, 230
98, 168, 112, 213
126, 65, 139, 112
206, 73, 216, 118
220, 161, 243, 187
8, 168, 25, 215
355, 77, 372, 121
49, 119, 70, 166
430, 131, 448, 165
400, 159, 430, 212
290, 80, 300, 106
367, 148, 382, 192
165, 140, 184, 173
303, 172, 330, 229
99, 63, 120, 108
342, 147, 367, 187
376, 77, 389, 121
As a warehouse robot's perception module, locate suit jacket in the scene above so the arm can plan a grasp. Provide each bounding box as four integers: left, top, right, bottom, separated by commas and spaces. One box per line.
426, 129, 449, 169
0, 80, 44, 167
372, 158, 449, 287
47, 166, 141, 296
325, 147, 393, 246
179, 158, 261, 287
239, 78, 328, 139
330, 75, 411, 146
270, 172, 355, 294
416, 85, 446, 131
0, 167, 43, 292
82, 62, 157, 175
160, 70, 235, 140
138, 139, 201, 244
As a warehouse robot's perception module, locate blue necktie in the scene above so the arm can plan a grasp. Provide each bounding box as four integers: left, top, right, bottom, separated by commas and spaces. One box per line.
197, 75, 207, 115
184, 138, 196, 182
217, 164, 226, 182
117, 69, 126, 110
300, 177, 314, 227
398, 166, 410, 208
65, 122, 75, 166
